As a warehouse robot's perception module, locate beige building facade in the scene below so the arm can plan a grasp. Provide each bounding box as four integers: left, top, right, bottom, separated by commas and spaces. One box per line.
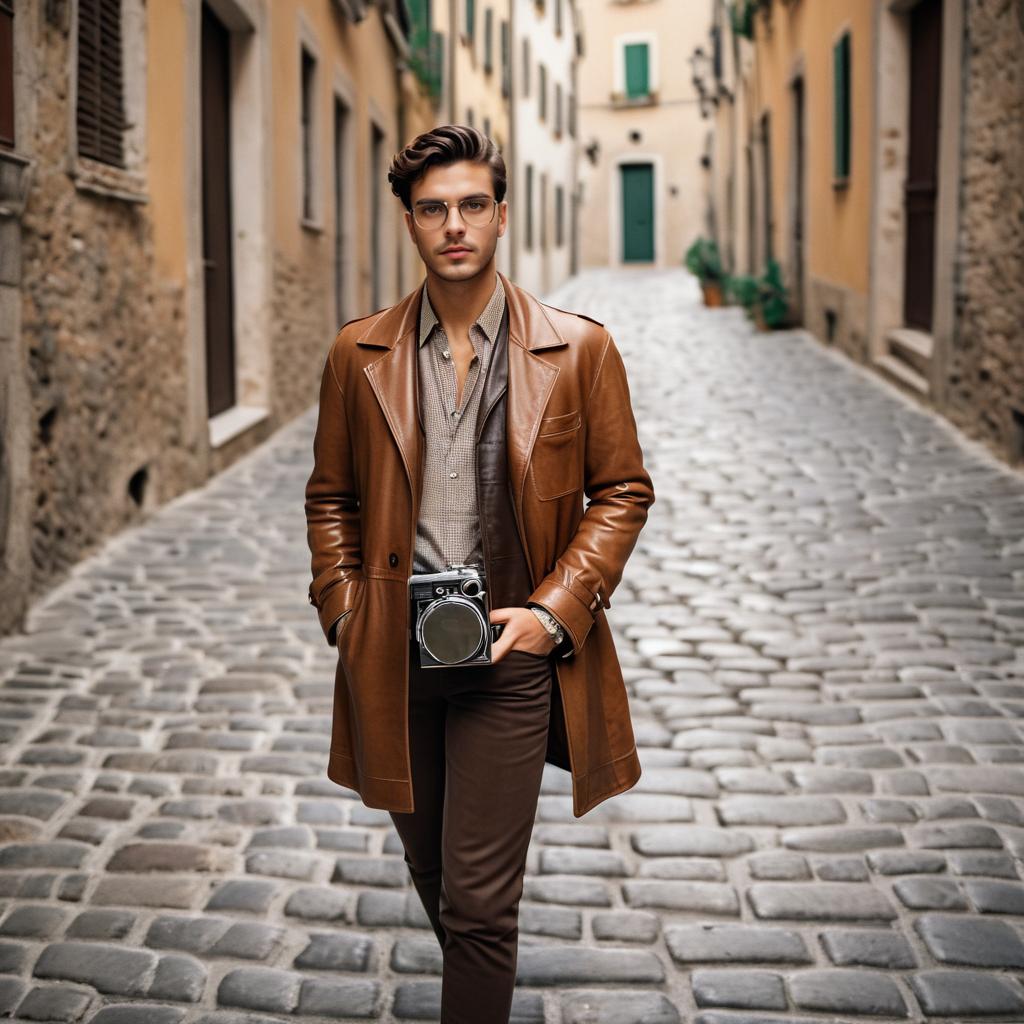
510, 0, 580, 294
699, 0, 1023, 467
575, 0, 708, 269
0, 0, 437, 634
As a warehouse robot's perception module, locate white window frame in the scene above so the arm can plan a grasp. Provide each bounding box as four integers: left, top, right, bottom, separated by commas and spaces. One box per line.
298, 12, 324, 231
612, 31, 657, 98
68, 0, 148, 202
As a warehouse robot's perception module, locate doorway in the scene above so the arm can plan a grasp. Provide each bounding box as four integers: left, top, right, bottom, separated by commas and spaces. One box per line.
333, 95, 349, 330
903, 0, 942, 332
620, 162, 654, 262
200, 1, 236, 418
790, 72, 805, 323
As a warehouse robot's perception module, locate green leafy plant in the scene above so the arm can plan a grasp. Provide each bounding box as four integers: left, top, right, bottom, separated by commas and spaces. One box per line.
726, 272, 759, 310
758, 258, 789, 327
729, 0, 762, 40
726, 258, 789, 329
684, 237, 725, 283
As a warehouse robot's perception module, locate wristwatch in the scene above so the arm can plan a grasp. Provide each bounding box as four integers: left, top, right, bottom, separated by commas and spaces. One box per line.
528, 604, 568, 654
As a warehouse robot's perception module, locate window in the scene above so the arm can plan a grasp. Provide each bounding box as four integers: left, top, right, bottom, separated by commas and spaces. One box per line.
624, 41, 649, 99
555, 0, 562, 36
484, 115, 491, 140
301, 46, 316, 221
522, 38, 530, 96
0, 0, 11, 147
833, 30, 851, 181
555, 183, 564, 247
539, 172, 547, 248
554, 81, 562, 137
525, 163, 533, 250
484, 7, 493, 73
538, 63, 546, 120
568, 90, 576, 138
500, 19, 510, 98
465, 0, 475, 44
77, 0, 127, 166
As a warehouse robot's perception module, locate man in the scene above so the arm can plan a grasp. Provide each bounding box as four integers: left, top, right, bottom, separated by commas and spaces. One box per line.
304, 125, 654, 1023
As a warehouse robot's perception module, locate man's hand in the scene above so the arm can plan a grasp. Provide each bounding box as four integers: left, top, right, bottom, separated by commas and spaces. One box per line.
489, 606, 557, 662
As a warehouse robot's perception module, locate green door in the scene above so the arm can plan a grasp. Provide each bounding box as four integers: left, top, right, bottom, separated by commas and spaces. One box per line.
621, 163, 654, 262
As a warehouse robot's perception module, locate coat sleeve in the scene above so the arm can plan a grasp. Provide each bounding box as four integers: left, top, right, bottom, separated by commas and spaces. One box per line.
526, 330, 654, 653
304, 340, 365, 646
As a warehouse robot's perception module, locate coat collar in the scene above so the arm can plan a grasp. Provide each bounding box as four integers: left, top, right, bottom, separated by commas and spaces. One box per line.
354, 270, 568, 352
359, 270, 562, 520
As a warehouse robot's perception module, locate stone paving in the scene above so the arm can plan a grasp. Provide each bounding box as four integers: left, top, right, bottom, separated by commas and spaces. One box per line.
2, 266, 1024, 1023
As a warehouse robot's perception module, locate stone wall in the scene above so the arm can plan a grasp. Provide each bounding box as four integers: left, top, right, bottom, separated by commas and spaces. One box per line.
806, 276, 870, 365
12, 14, 196, 625
944, 0, 1024, 464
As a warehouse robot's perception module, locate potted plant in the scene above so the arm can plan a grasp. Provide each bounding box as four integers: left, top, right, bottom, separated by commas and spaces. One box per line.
726, 258, 789, 330
684, 237, 726, 307
756, 258, 789, 330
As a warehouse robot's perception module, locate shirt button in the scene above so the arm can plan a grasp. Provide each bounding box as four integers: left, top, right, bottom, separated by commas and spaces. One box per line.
449, 471, 458, 479
442, 349, 450, 359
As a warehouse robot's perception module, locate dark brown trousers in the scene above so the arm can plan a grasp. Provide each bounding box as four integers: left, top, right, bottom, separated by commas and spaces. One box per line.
388, 636, 554, 1024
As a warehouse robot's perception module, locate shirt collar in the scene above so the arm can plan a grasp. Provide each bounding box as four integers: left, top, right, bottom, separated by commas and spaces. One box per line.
418, 275, 506, 347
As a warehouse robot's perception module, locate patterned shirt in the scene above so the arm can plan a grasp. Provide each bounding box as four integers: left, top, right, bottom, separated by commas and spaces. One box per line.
413, 275, 506, 574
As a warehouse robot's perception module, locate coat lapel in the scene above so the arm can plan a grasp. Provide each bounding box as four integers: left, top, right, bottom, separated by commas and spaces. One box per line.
359, 288, 424, 510
358, 271, 569, 518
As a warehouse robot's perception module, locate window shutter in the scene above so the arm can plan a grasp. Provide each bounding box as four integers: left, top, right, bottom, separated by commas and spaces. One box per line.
500, 20, 509, 98
833, 32, 851, 180
624, 42, 649, 99
484, 7, 492, 72
76, 0, 126, 167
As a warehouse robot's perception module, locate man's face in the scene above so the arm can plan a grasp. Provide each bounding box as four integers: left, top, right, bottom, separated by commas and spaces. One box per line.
404, 160, 507, 282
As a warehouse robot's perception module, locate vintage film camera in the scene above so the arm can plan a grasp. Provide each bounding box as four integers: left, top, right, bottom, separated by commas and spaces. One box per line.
409, 563, 505, 668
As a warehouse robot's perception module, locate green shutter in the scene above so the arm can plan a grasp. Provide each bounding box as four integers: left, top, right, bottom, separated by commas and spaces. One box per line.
624, 42, 649, 99
466, 0, 475, 40
833, 32, 850, 179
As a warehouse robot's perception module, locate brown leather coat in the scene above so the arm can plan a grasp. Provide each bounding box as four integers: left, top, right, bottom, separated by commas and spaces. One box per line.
304, 271, 655, 817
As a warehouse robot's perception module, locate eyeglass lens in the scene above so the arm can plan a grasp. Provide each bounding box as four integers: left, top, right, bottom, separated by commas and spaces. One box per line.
414, 198, 496, 228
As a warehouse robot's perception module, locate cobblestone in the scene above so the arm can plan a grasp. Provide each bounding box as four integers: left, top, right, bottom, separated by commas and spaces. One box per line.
5, 269, 1024, 1020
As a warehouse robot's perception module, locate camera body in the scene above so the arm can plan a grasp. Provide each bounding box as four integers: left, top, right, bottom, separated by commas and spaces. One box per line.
409, 562, 504, 669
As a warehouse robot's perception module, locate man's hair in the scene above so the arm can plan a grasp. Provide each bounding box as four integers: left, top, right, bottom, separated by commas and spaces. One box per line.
387, 124, 507, 212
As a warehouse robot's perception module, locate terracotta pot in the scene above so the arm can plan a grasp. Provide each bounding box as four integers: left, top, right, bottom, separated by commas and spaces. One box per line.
701, 280, 724, 307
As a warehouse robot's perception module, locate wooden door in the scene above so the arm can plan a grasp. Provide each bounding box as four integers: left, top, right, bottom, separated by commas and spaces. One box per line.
903, 0, 942, 332
201, 2, 236, 417
792, 74, 805, 322
333, 97, 347, 330
621, 163, 654, 262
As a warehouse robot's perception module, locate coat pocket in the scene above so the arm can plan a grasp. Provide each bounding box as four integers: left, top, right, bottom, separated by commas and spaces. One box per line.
531, 411, 583, 500
335, 577, 366, 649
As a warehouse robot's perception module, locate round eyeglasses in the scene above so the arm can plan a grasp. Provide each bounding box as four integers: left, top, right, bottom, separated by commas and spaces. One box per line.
412, 196, 498, 230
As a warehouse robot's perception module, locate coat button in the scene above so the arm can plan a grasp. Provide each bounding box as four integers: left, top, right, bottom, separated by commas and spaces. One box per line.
389, 552, 399, 568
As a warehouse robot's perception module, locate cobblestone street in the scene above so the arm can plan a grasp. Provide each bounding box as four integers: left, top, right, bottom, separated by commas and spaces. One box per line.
3, 266, 1024, 1023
